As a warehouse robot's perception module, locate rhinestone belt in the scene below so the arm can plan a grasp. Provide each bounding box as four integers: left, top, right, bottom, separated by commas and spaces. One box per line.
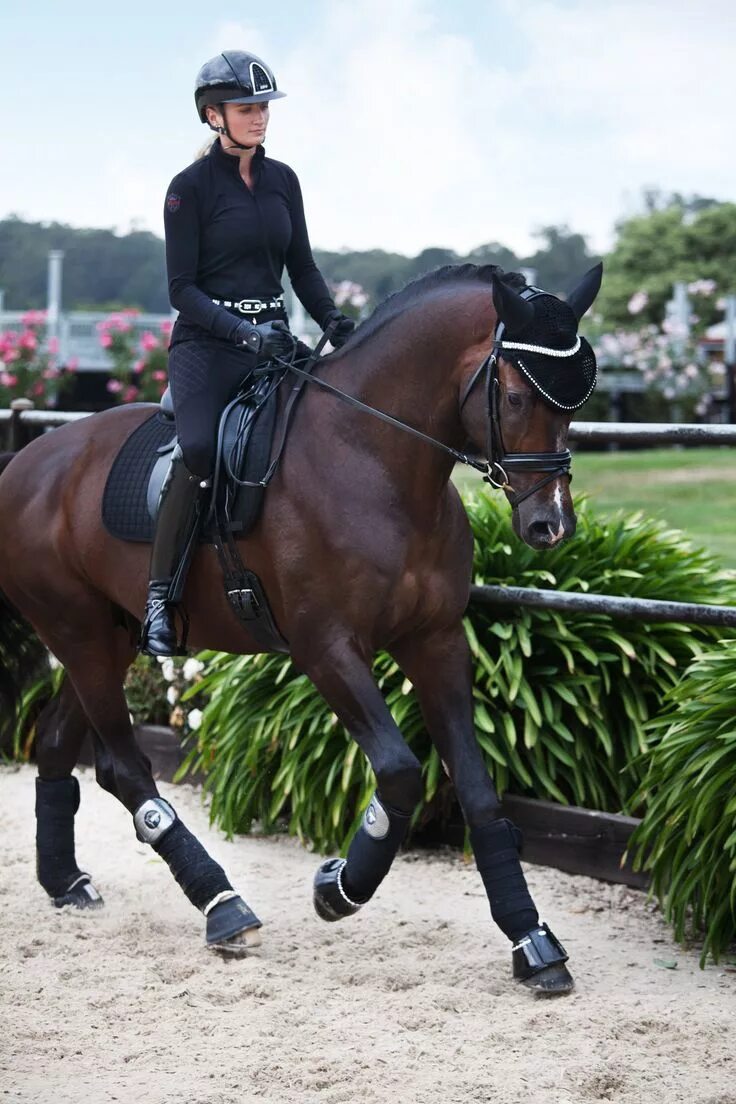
211, 295, 285, 314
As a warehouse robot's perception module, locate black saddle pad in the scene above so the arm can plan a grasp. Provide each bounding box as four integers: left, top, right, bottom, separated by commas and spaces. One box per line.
102, 386, 278, 544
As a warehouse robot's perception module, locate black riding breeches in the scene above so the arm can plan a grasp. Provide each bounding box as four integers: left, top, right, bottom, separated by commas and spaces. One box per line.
167, 316, 281, 479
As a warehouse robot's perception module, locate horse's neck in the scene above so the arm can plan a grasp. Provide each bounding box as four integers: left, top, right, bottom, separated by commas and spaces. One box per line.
317, 295, 486, 498
332, 301, 473, 427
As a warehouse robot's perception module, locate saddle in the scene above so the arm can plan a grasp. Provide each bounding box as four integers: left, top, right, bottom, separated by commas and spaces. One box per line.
102, 371, 289, 652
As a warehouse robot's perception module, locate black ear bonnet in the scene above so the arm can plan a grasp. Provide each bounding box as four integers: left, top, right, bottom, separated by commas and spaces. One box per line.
501, 293, 598, 411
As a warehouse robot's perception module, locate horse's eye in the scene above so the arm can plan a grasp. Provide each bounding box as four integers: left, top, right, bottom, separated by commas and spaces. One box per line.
507, 392, 523, 408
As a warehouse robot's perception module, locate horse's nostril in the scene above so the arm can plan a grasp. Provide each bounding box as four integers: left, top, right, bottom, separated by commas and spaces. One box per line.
529, 519, 553, 539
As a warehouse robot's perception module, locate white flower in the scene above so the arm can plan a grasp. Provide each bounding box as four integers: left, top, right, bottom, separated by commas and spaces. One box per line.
183, 658, 205, 681
627, 291, 649, 314
160, 659, 176, 682
187, 708, 203, 731
166, 685, 179, 706
687, 279, 716, 296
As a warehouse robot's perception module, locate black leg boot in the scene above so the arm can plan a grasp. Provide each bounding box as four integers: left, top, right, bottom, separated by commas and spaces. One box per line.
139, 445, 209, 657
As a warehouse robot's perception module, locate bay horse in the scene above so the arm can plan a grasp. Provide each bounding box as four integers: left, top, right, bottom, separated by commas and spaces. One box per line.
0, 262, 602, 994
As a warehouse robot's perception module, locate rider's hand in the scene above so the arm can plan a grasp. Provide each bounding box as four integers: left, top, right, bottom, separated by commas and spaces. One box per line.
254, 320, 297, 361
323, 309, 355, 349
232, 319, 262, 354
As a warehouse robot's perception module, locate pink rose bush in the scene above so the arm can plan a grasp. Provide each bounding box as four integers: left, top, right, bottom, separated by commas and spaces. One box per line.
331, 279, 369, 318
591, 278, 728, 419
98, 311, 171, 404
0, 311, 74, 407
593, 283, 727, 420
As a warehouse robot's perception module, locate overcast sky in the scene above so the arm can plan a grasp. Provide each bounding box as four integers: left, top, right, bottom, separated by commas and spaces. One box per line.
3, 0, 734, 257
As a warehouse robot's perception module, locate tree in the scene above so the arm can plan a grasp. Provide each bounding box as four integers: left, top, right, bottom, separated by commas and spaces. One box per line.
595, 198, 736, 328
523, 225, 600, 295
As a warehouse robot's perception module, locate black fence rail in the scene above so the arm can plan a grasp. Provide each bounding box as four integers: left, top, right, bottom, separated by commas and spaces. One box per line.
3, 404, 736, 447
470, 585, 736, 627
568, 420, 736, 445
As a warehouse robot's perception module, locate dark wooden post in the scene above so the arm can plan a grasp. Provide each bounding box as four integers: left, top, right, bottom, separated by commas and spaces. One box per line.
9, 397, 33, 453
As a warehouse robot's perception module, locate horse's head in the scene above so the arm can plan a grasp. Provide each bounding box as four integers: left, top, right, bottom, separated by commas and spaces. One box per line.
459, 264, 602, 550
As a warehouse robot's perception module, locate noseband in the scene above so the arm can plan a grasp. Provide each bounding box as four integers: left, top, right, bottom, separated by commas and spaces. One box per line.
459, 288, 573, 508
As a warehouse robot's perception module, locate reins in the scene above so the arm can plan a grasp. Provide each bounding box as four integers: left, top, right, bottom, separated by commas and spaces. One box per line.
249, 307, 574, 507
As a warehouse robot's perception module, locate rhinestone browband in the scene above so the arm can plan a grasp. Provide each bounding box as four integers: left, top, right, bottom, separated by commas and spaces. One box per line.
499, 336, 582, 358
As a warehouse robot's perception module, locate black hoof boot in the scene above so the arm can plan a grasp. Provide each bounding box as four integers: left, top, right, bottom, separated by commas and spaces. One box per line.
52, 875, 104, 910
205, 895, 262, 955
313, 858, 364, 922
512, 922, 574, 994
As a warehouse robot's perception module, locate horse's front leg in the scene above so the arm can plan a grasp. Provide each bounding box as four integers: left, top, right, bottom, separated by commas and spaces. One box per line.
392, 624, 574, 994
294, 636, 423, 921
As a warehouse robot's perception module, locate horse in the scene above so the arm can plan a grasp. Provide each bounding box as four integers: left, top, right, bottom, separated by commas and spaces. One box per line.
0, 261, 602, 994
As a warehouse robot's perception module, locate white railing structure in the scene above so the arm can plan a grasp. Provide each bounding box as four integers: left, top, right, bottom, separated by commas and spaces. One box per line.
0, 283, 321, 372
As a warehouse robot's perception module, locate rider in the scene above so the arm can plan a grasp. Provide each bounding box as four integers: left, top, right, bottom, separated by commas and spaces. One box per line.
140, 50, 355, 656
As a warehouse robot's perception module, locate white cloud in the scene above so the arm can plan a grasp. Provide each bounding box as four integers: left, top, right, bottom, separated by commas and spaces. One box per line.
229, 0, 736, 255
207, 21, 270, 59
1, 1, 733, 260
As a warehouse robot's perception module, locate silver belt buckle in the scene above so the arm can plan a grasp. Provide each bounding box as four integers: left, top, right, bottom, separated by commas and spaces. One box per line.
237, 298, 263, 314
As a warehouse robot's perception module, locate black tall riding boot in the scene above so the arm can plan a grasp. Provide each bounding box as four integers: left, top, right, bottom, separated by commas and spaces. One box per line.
139, 446, 209, 657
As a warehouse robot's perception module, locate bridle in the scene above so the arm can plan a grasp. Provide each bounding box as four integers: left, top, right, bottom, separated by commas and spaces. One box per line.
249, 290, 577, 509
458, 287, 574, 508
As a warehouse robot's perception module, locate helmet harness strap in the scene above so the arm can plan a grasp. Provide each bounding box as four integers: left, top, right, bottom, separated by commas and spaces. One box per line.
210, 51, 260, 151
208, 108, 256, 152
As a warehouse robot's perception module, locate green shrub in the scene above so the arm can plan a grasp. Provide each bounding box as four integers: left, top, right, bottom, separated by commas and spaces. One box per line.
8, 661, 65, 761
182, 494, 734, 851
629, 639, 736, 963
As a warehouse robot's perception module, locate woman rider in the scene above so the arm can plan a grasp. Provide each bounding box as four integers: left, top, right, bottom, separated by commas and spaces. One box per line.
140, 50, 355, 656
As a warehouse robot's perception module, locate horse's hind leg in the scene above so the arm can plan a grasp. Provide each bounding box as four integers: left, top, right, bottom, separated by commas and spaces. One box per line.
392, 625, 574, 994
34, 672, 103, 908
294, 636, 424, 921
30, 595, 261, 954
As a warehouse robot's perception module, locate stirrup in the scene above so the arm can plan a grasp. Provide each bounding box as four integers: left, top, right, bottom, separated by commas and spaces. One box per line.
139, 594, 190, 657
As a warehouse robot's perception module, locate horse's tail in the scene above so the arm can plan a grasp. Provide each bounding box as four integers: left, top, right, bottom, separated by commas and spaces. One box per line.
0, 447, 50, 751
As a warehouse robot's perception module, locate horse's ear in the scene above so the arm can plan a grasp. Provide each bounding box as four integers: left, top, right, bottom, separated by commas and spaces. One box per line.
566, 262, 603, 322
491, 275, 535, 334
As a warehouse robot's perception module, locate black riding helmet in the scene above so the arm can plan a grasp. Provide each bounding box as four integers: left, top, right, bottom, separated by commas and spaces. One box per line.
194, 51, 286, 123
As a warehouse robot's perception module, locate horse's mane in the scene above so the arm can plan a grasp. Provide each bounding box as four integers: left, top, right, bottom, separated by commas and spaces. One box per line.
337, 263, 527, 353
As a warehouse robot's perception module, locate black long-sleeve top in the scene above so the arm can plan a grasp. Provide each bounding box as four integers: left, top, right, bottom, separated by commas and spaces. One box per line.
163, 137, 335, 342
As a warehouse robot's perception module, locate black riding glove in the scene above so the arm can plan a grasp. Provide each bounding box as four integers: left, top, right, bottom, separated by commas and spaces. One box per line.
232, 318, 262, 353
255, 320, 297, 360
232, 319, 296, 361
322, 309, 356, 349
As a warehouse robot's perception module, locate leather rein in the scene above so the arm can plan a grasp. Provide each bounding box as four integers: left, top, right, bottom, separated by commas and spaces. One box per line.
256, 294, 573, 508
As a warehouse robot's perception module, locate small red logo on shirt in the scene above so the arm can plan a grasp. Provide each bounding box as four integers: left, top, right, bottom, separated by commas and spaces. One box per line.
166, 193, 181, 213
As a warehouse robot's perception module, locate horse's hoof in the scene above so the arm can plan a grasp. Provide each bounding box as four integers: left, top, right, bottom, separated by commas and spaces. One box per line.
512, 923, 572, 994
521, 962, 575, 994
52, 875, 104, 910
205, 895, 261, 955
313, 858, 363, 922
209, 926, 262, 958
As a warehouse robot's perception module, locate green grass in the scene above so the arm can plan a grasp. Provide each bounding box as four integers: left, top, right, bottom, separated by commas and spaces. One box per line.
454, 448, 736, 570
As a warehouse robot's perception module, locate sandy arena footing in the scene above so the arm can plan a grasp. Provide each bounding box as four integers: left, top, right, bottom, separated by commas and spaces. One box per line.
0, 764, 733, 1104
